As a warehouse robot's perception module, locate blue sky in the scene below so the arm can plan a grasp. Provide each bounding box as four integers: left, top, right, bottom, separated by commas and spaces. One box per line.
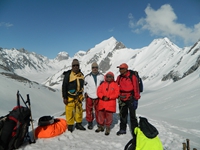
0, 0, 200, 58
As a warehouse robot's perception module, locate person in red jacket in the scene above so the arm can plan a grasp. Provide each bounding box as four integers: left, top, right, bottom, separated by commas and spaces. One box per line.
116, 63, 140, 139
96, 71, 119, 136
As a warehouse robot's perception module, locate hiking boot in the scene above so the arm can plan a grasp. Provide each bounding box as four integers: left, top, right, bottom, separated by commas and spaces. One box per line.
75, 123, 86, 130
116, 130, 126, 135
105, 126, 110, 136
95, 125, 104, 133
68, 125, 74, 132
87, 122, 93, 130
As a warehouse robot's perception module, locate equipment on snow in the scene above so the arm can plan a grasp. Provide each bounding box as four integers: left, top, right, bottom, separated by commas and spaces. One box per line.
139, 116, 158, 138
182, 139, 197, 150
38, 116, 55, 126
18, 92, 36, 144
124, 116, 162, 150
124, 138, 136, 150
35, 118, 67, 138
0, 91, 35, 150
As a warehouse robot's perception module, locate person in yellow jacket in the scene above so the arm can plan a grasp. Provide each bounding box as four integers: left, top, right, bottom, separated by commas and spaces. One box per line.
62, 59, 86, 132
134, 127, 163, 150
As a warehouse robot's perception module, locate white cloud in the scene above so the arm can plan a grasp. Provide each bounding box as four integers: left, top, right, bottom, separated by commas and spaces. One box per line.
129, 4, 200, 45
0, 22, 13, 28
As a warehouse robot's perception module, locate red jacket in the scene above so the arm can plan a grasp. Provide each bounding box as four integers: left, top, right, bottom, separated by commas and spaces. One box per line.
97, 81, 119, 113
116, 70, 140, 100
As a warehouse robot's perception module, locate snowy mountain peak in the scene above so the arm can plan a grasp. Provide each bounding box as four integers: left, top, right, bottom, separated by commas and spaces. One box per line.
74, 51, 86, 59
55, 51, 69, 61
149, 37, 181, 52
0, 47, 49, 73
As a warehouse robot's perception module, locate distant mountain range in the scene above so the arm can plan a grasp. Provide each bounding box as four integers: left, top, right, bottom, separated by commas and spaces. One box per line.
0, 37, 200, 89
1, 37, 200, 149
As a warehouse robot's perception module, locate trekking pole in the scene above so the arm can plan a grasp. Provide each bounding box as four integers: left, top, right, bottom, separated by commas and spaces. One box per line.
27, 94, 36, 143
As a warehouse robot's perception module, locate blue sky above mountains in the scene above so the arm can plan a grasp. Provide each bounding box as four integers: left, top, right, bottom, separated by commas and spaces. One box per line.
0, 0, 200, 58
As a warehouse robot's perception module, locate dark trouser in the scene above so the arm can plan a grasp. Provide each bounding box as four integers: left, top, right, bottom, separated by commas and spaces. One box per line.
86, 97, 99, 124
119, 99, 138, 135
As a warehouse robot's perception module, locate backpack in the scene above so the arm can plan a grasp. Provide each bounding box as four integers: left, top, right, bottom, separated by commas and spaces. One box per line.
124, 117, 160, 150
119, 70, 143, 93
139, 117, 158, 138
129, 70, 143, 93
0, 91, 34, 150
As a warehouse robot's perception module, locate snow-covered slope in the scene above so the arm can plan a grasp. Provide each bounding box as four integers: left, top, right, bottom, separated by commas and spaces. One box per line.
0, 65, 200, 149
0, 37, 200, 149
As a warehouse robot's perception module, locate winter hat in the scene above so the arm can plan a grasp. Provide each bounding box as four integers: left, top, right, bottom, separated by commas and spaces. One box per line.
117, 63, 128, 69
91, 62, 98, 68
71, 59, 79, 66
106, 71, 114, 78
38, 116, 55, 126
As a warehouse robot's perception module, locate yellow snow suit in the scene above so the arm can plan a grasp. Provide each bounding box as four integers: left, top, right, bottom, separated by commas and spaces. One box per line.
134, 127, 163, 150
63, 70, 84, 125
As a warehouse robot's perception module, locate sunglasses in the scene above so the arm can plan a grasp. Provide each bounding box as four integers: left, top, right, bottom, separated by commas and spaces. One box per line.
92, 67, 98, 69
119, 68, 126, 70
72, 64, 79, 67
106, 75, 113, 78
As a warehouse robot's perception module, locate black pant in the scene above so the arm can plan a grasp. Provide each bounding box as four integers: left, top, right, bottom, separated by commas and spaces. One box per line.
119, 99, 138, 135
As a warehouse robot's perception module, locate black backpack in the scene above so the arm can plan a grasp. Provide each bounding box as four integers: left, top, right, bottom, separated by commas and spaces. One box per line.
139, 116, 159, 138
124, 117, 159, 150
129, 70, 143, 93
0, 91, 35, 150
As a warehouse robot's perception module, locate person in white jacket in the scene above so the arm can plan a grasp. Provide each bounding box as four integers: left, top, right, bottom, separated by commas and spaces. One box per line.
84, 62, 104, 130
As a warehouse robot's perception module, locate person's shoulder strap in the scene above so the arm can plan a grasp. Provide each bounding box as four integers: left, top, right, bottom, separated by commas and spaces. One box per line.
128, 70, 135, 81
129, 70, 137, 77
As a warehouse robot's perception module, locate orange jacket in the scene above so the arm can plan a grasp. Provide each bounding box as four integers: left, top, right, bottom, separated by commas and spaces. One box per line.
97, 80, 119, 112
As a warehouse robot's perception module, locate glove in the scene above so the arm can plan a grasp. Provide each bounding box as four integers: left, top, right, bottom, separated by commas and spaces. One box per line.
133, 100, 138, 110
102, 96, 109, 101
63, 98, 68, 105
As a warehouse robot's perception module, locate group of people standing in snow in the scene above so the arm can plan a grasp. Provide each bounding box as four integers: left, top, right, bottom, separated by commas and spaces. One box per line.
62, 59, 140, 138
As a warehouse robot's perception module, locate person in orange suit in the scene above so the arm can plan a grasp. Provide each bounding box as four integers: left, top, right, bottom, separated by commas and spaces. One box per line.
96, 71, 119, 136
